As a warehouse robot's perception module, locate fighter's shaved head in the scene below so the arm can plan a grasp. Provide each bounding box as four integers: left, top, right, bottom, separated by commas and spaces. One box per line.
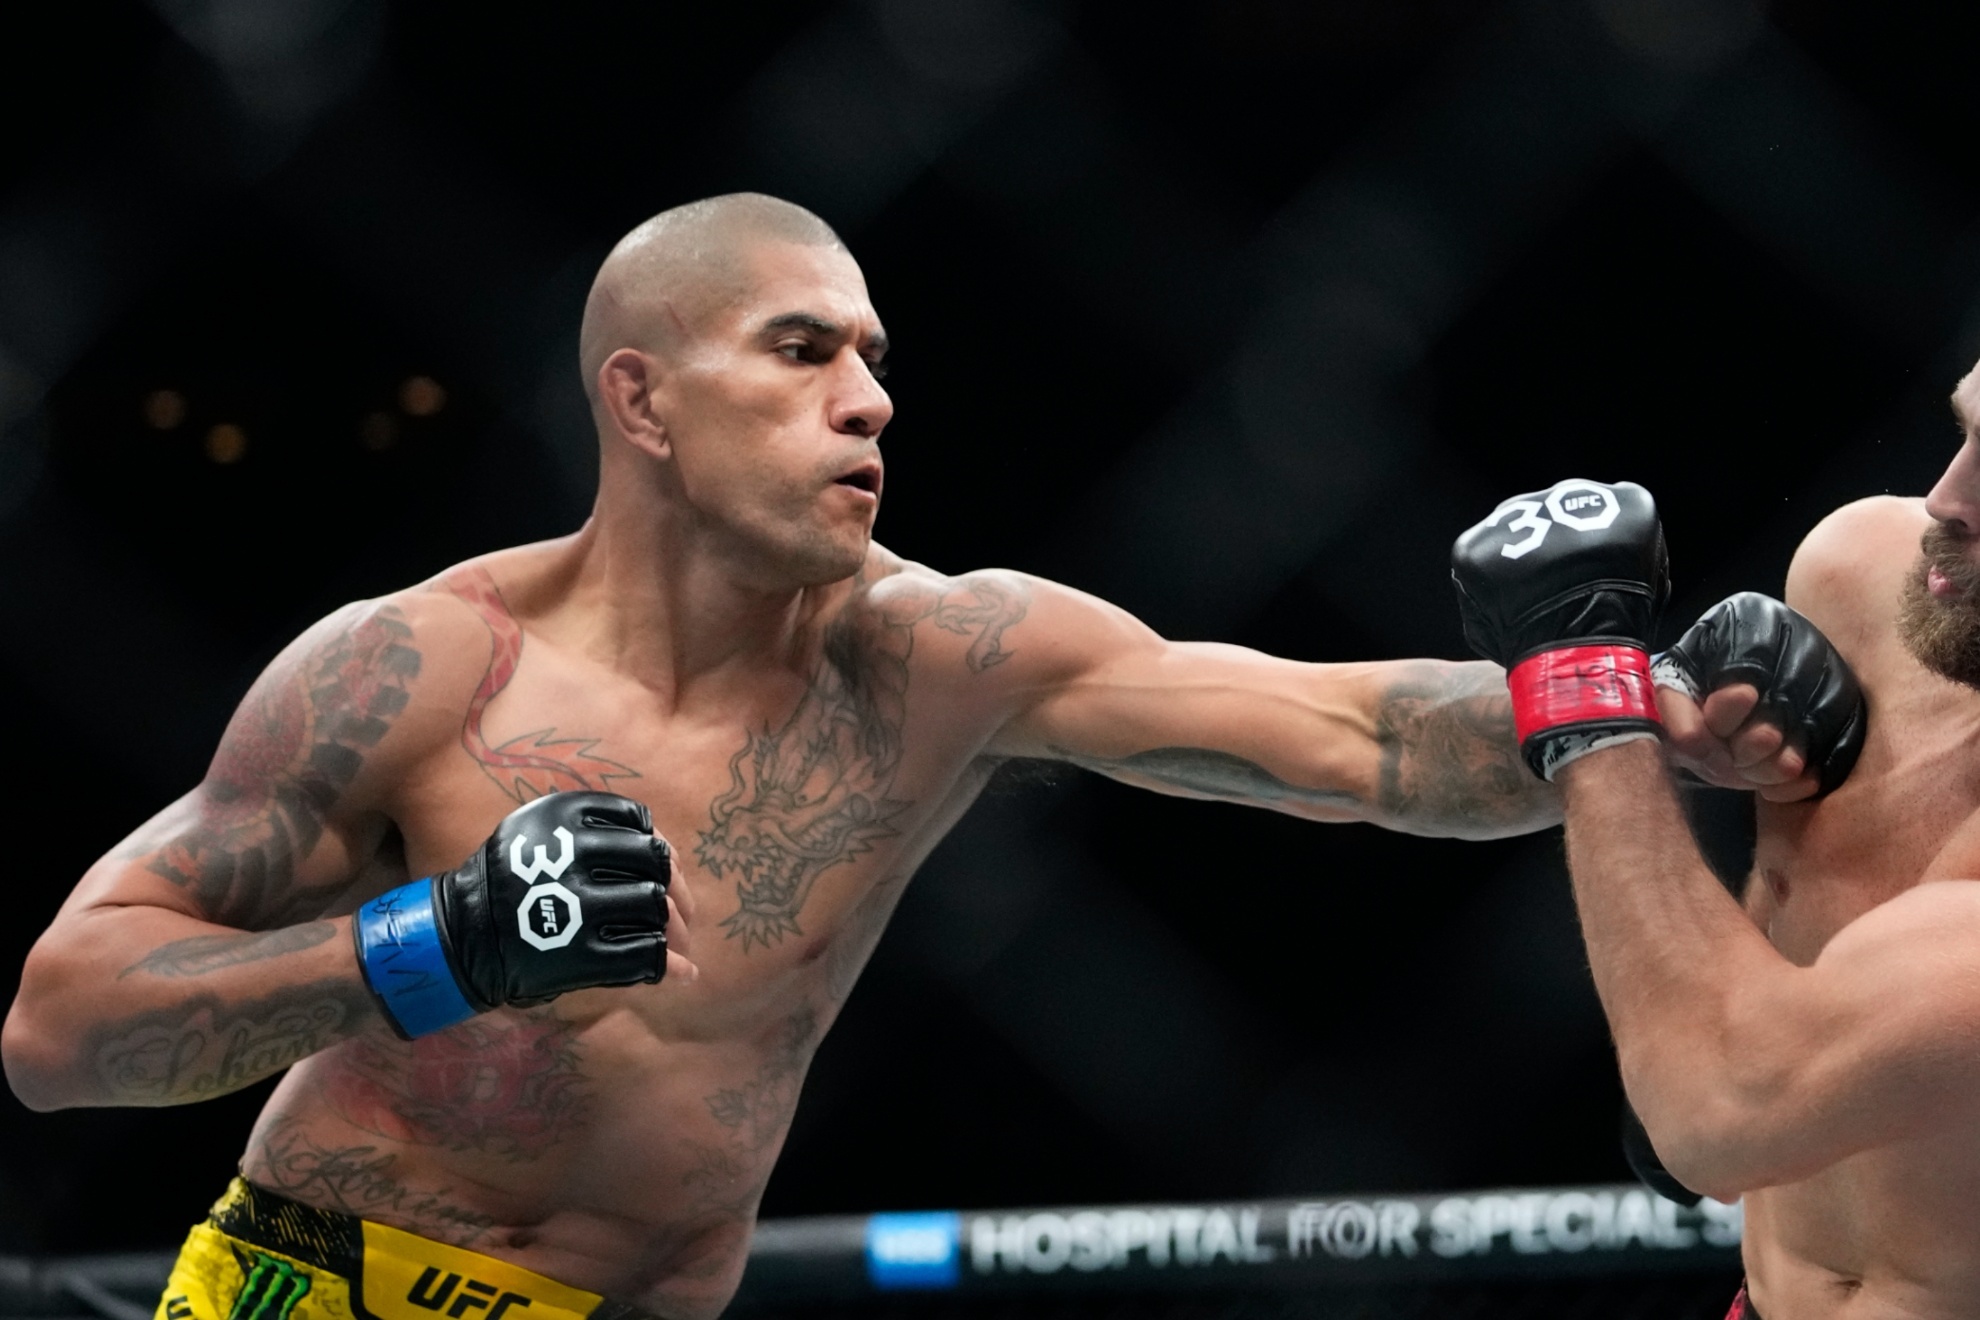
579, 193, 844, 404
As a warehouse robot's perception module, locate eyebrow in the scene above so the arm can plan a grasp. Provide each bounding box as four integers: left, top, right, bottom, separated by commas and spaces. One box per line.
1954, 394, 1972, 432
760, 311, 889, 357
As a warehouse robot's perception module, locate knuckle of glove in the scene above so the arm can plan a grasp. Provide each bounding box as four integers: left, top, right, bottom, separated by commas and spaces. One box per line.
563, 789, 654, 834
1672, 593, 1867, 795
482, 791, 671, 1002
578, 870, 670, 932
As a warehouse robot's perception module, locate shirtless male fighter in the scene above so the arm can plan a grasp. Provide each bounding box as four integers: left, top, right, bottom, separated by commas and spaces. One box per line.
1451, 413, 1980, 1319
0, 193, 1582, 1320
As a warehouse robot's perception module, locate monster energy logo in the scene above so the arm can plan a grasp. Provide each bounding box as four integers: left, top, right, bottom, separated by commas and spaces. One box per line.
228, 1252, 311, 1320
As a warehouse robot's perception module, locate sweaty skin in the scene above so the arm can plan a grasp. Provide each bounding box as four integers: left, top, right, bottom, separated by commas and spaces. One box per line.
1564, 488, 1980, 1319
2, 196, 1562, 1320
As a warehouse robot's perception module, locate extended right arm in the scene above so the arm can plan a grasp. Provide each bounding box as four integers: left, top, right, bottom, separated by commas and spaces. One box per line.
4, 598, 438, 1110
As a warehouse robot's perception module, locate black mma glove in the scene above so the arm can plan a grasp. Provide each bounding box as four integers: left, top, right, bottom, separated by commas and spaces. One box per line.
1450, 478, 1670, 779
1653, 592, 1867, 797
353, 791, 671, 1038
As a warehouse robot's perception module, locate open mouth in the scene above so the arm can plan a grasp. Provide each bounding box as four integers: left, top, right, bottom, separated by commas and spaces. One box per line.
834, 464, 881, 496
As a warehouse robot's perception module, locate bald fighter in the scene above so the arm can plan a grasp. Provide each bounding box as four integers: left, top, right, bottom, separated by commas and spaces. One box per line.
13, 193, 1589, 1320
1452, 417, 1980, 1317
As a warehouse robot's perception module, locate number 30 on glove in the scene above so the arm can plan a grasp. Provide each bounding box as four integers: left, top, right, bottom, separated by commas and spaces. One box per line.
352, 791, 673, 1039
1450, 478, 1671, 781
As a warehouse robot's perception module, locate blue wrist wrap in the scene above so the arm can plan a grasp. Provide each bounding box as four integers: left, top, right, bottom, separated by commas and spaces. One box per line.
354, 879, 479, 1039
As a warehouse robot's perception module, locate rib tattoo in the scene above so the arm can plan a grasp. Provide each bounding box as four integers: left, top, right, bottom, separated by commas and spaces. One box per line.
440, 564, 638, 802
147, 606, 420, 928
323, 1010, 591, 1161
679, 1006, 820, 1217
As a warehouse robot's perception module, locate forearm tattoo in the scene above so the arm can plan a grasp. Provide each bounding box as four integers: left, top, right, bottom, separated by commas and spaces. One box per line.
1048, 745, 1360, 810
117, 922, 338, 980
144, 605, 421, 929
1373, 662, 1557, 838
88, 982, 374, 1105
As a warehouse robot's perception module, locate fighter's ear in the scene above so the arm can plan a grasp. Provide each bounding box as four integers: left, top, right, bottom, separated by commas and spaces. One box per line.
596, 347, 671, 460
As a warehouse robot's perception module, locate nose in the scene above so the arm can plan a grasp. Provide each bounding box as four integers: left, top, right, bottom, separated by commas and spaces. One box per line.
829, 354, 893, 439
1926, 437, 1980, 537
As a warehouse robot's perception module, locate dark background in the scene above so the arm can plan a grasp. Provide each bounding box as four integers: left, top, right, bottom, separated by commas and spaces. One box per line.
0, 0, 1974, 1256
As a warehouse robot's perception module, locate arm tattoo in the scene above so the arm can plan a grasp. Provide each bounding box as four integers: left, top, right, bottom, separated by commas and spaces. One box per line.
148, 605, 421, 928
1048, 745, 1360, 810
1373, 662, 1558, 838
930, 576, 1027, 672
439, 565, 638, 802
680, 1006, 820, 1217
117, 922, 337, 979
89, 982, 374, 1105
697, 572, 1030, 952
249, 1117, 496, 1247
322, 1010, 591, 1161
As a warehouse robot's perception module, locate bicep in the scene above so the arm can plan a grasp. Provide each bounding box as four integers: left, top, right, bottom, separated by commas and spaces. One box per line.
68, 784, 374, 935
71, 596, 439, 933
1731, 882, 1980, 1172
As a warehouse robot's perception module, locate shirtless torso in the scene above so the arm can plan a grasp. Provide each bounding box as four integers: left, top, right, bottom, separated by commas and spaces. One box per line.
1, 196, 1562, 1320
1529, 460, 1980, 1320
1739, 495, 1980, 1316
231, 544, 1038, 1310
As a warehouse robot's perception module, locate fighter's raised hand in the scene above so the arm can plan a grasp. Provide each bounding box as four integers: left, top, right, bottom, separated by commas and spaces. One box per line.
1652, 593, 1866, 803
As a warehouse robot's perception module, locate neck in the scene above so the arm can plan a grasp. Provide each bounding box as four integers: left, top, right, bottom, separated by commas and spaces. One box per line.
536, 478, 849, 703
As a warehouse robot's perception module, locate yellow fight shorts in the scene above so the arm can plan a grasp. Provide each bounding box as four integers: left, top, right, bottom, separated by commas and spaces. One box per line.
155, 1180, 655, 1320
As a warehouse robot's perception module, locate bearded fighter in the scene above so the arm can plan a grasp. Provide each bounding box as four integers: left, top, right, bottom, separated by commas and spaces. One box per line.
1450, 404, 1980, 1318
10, 193, 1640, 1320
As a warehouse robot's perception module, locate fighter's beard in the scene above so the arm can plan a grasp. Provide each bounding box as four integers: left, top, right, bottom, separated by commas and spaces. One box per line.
1898, 522, 1980, 689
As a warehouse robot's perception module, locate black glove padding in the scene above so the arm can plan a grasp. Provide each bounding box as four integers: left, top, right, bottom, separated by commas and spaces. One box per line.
1450, 479, 1671, 778
435, 790, 671, 1009
1621, 1096, 1703, 1208
1654, 592, 1867, 797
1452, 479, 1669, 664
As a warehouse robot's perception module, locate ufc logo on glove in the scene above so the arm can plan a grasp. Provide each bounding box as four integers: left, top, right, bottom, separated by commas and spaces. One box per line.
1479, 481, 1624, 560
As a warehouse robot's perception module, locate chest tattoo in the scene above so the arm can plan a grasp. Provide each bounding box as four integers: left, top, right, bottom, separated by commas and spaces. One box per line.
695, 573, 1028, 952
441, 566, 638, 801
695, 615, 913, 951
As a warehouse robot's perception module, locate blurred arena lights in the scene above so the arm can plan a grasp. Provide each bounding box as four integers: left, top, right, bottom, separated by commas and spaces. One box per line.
140, 390, 185, 431
397, 374, 446, 416
202, 423, 246, 465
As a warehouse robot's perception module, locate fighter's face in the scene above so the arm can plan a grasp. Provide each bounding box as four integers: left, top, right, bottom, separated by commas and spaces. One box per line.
1902, 366, 1980, 687
659, 242, 891, 587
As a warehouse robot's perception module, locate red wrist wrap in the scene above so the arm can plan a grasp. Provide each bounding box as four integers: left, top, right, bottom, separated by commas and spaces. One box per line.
1507, 645, 1659, 745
